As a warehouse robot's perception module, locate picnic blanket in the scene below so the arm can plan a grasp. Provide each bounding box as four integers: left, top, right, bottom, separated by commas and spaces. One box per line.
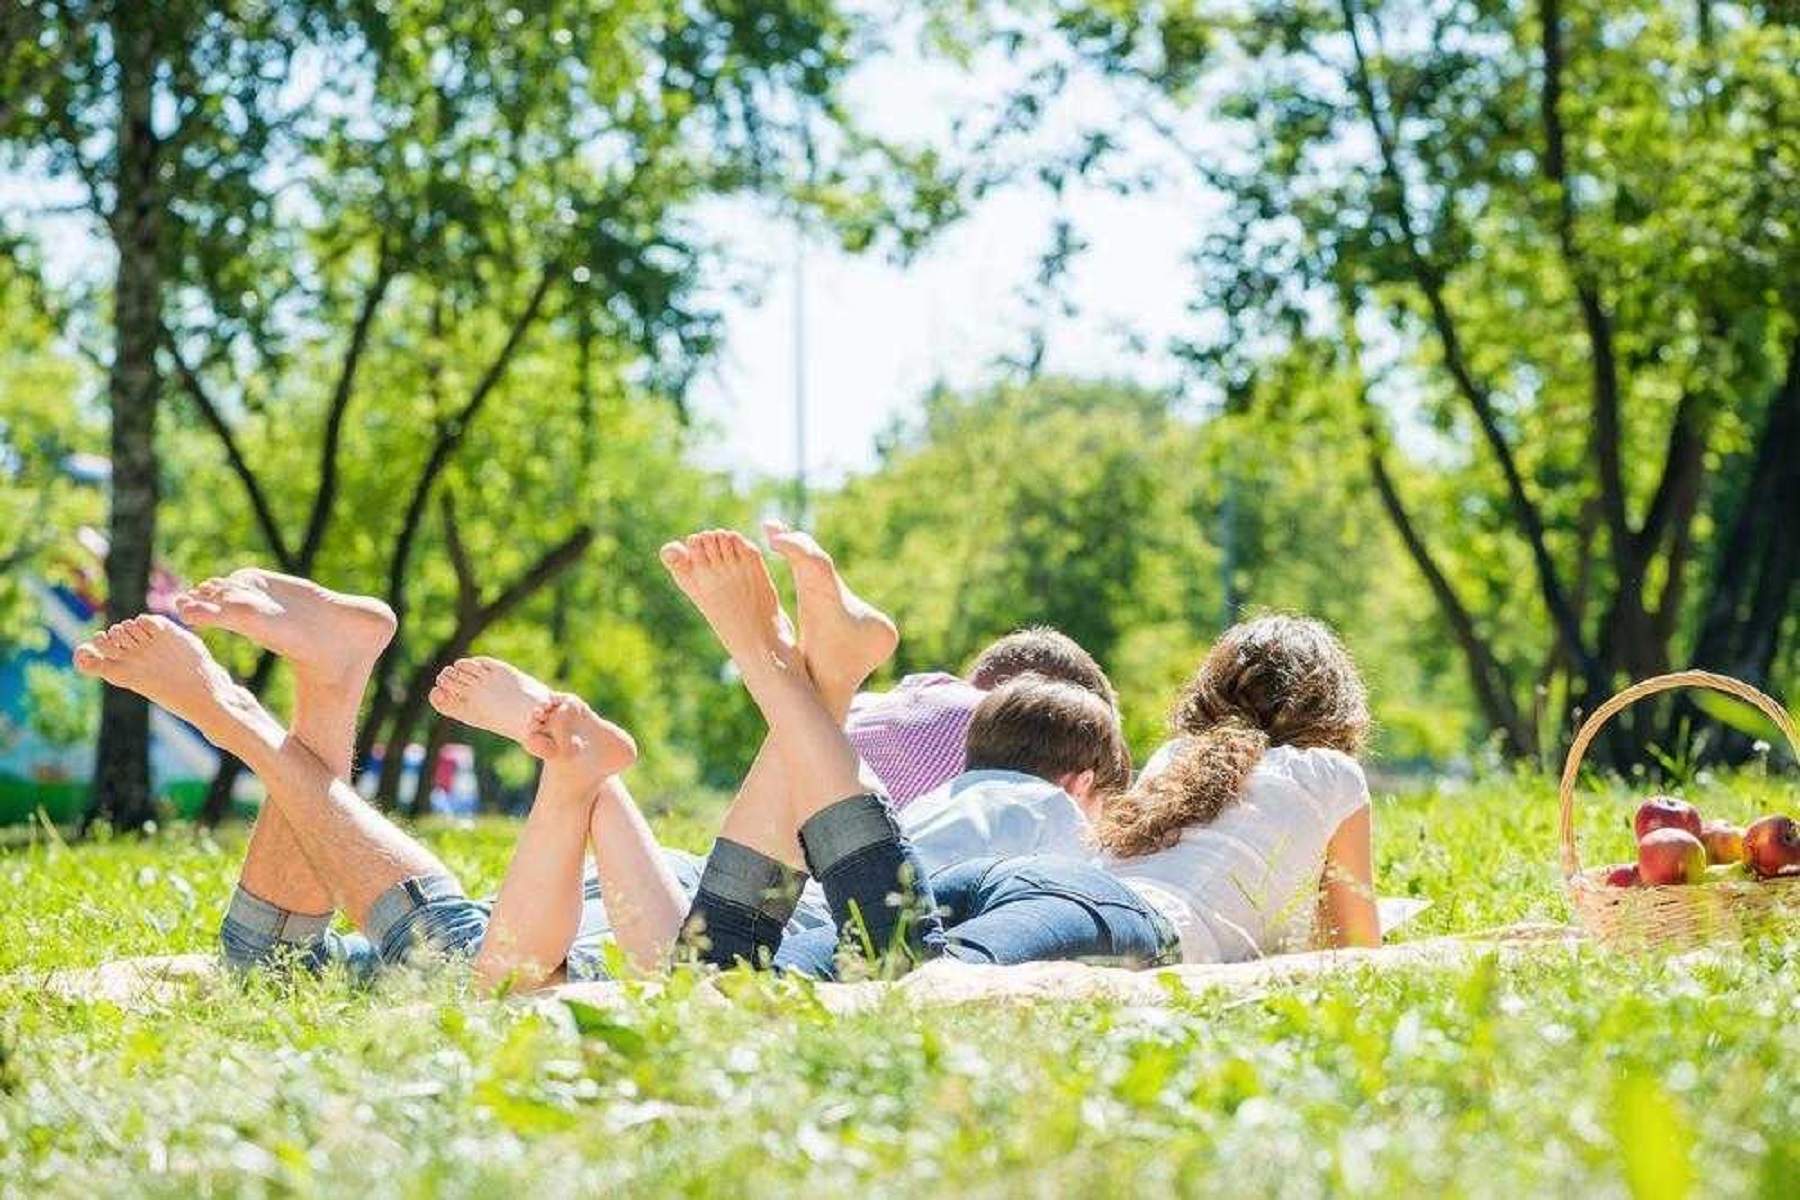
20, 923, 1581, 1014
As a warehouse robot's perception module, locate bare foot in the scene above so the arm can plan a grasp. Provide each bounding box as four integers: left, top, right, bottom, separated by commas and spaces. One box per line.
523, 693, 638, 777
173, 568, 396, 689
763, 519, 898, 689
73, 616, 281, 758
659, 529, 801, 674
430, 657, 552, 743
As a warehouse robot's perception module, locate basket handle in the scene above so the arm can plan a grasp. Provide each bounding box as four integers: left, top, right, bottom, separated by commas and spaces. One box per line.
1558, 670, 1800, 879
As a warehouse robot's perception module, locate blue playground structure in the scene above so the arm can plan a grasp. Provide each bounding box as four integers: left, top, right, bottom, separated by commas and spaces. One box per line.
0, 574, 221, 823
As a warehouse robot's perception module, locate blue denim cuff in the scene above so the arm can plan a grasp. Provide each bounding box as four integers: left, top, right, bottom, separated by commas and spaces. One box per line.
694, 838, 808, 922
797, 792, 900, 879
365, 874, 490, 967
221, 885, 333, 951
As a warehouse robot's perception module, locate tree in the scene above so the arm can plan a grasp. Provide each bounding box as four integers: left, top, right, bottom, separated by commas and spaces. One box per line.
988, 0, 1798, 761
1, 2, 347, 824
4, 2, 948, 824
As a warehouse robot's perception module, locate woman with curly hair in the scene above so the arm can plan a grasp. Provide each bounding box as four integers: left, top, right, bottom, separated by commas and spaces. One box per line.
1094, 614, 1380, 962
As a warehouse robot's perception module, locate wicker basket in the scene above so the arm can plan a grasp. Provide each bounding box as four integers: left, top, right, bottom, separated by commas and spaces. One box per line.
1561, 670, 1800, 948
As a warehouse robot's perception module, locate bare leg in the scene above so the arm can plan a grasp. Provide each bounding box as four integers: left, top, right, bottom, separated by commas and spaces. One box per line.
77, 615, 449, 927
474, 693, 639, 992
663, 526, 898, 864
175, 569, 395, 916
432, 658, 689, 972
660, 531, 869, 828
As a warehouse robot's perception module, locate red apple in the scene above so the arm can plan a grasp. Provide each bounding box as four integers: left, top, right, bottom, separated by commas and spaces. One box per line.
1699, 820, 1746, 865
1638, 828, 1707, 886
1603, 864, 1641, 888
1634, 795, 1702, 841
1743, 815, 1800, 879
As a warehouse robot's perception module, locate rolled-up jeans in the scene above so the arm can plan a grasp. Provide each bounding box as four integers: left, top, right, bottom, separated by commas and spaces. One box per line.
682, 792, 945, 974
682, 793, 1179, 979
218, 874, 491, 983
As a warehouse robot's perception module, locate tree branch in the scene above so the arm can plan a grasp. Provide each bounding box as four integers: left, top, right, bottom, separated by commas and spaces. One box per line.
1538, 0, 1630, 571
162, 326, 295, 569
1338, 0, 1601, 694
357, 269, 559, 769
438, 491, 481, 620
1634, 388, 1708, 559
295, 251, 395, 569
381, 266, 558, 624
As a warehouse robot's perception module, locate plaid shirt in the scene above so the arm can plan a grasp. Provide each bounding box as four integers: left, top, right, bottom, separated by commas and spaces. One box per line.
846, 672, 984, 808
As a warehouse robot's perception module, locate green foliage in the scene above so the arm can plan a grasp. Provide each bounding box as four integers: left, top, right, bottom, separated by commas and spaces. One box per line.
966, 0, 1800, 760
7, 774, 1800, 1192
21, 663, 96, 749
0, 258, 102, 650
819, 375, 1474, 758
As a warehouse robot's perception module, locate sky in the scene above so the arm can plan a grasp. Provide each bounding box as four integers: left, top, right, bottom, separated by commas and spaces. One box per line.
646, 31, 1218, 487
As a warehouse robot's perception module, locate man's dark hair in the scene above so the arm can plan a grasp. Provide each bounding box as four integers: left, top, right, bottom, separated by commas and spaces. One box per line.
963, 674, 1131, 795
965, 626, 1118, 711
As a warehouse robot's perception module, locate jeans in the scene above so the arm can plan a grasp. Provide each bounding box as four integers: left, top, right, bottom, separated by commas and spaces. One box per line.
683, 792, 945, 973
684, 795, 1180, 979
218, 875, 491, 983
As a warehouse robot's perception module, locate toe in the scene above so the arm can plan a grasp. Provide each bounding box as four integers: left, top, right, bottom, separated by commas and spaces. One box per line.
177, 596, 224, 623
73, 644, 105, 675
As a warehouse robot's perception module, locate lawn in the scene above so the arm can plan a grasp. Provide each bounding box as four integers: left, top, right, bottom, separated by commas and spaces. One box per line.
5, 772, 1800, 1196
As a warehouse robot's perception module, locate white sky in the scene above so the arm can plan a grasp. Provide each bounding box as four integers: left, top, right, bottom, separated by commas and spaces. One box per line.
686, 44, 1215, 485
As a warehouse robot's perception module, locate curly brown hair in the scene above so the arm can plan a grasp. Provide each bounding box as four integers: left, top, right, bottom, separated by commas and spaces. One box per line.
1094, 614, 1370, 858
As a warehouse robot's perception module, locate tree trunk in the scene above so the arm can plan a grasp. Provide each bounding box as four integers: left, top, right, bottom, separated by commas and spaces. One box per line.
1355, 391, 1536, 757
1683, 334, 1800, 760
89, 15, 162, 831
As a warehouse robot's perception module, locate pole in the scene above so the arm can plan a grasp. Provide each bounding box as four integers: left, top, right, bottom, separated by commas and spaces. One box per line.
792, 218, 808, 524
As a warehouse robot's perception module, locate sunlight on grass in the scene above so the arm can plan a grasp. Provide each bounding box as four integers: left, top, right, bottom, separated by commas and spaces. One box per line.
6, 775, 1800, 1193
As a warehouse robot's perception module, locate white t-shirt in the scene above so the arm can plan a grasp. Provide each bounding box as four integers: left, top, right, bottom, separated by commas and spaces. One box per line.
788, 769, 1091, 923
1104, 742, 1371, 964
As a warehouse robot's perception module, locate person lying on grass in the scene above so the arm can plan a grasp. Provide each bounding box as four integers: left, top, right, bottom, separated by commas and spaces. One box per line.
422, 544, 1124, 968
515, 527, 1382, 982
65, 539, 1124, 988
71, 572, 640, 987
846, 619, 1119, 808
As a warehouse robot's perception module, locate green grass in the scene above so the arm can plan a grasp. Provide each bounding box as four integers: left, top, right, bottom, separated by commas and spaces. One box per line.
5, 771, 1800, 1196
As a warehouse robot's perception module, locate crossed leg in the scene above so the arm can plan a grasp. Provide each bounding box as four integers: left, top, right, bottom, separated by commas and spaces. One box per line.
85, 574, 449, 930
665, 528, 938, 971
174, 570, 397, 921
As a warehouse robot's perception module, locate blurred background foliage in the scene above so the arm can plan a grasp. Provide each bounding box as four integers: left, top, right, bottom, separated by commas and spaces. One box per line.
1, 1, 1794, 826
